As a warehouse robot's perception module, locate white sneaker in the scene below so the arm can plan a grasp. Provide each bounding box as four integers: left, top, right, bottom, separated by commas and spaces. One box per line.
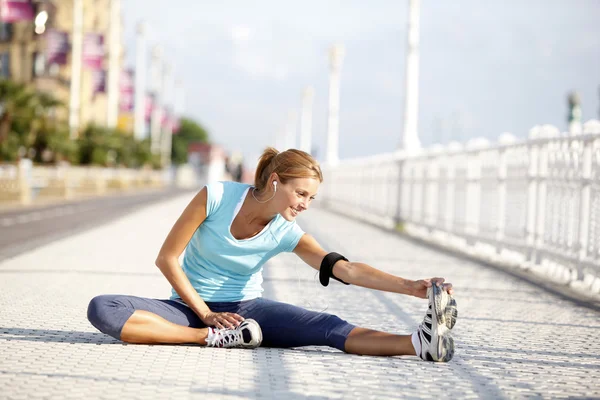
416, 324, 454, 362
205, 319, 263, 349
416, 285, 455, 362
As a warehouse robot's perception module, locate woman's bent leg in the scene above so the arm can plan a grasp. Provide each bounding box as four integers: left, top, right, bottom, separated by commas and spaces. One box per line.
87, 295, 209, 345
119, 310, 210, 345
238, 299, 355, 351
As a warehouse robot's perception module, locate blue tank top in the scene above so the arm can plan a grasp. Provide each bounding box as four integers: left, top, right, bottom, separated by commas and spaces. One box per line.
170, 181, 305, 302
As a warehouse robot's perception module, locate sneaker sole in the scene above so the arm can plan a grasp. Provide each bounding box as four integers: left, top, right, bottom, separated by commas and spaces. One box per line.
431, 284, 447, 330
445, 297, 458, 330
436, 288, 456, 361
436, 334, 455, 362
431, 285, 458, 330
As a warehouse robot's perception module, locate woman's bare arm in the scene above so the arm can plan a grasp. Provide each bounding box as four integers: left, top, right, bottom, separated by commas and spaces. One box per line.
155, 188, 214, 319
293, 234, 452, 298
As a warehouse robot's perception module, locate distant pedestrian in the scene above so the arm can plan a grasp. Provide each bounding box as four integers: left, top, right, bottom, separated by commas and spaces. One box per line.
87, 147, 457, 361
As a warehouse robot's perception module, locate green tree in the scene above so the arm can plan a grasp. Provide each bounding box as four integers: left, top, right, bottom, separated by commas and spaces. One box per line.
132, 138, 158, 168
76, 124, 161, 168
0, 79, 37, 160
0, 79, 69, 163
77, 124, 123, 166
0, 79, 208, 168
171, 117, 210, 165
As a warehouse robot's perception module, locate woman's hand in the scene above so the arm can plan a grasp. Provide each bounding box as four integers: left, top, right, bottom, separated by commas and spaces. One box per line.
200, 311, 245, 329
411, 277, 454, 299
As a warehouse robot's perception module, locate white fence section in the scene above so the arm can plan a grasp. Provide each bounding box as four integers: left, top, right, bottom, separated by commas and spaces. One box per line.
0, 161, 168, 204
0, 158, 231, 205
321, 120, 600, 297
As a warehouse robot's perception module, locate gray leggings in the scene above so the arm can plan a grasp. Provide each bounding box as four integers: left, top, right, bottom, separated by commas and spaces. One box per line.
87, 295, 355, 351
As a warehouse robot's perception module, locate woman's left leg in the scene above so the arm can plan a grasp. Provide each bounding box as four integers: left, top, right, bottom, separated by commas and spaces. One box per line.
237, 298, 416, 356
344, 328, 416, 356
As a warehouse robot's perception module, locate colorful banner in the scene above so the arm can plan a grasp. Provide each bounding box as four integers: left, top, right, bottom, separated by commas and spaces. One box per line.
45, 29, 69, 65
92, 69, 106, 96
172, 118, 181, 134
161, 110, 180, 134
0, 0, 34, 23
119, 68, 134, 113
144, 94, 153, 122
117, 113, 134, 133
161, 107, 170, 129
83, 33, 104, 70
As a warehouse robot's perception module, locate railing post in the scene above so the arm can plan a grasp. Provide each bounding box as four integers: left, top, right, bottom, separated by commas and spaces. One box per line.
532, 140, 547, 264
446, 155, 455, 233
427, 157, 437, 227
394, 158, 405, 227
60, 164, 74, 200
17, 159, 32, 205
470, 151, 481, 237
406, 163, 413, 224
418, 161, 425, 224
526, 142, 537, 261
578, 139, 592, 263
496, 147, 507, 251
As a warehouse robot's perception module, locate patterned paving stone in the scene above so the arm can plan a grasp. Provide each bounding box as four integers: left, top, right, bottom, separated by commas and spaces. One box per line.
0, 192, 599, 399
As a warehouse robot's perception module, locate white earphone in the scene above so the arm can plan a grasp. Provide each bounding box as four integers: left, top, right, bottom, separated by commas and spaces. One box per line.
252, 180, 277, 203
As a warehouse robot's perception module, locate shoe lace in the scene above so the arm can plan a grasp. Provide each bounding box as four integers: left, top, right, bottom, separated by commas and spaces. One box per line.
208, 326, 243, 348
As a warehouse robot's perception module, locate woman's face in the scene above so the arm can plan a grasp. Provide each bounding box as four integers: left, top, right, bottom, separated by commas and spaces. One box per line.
276, 177, 320, 221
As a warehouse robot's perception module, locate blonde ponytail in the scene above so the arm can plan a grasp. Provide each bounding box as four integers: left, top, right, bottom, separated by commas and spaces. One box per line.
253, 148, 322, 191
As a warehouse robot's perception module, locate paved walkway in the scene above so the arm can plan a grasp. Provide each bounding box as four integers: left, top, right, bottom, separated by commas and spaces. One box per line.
1, 191, 599, 399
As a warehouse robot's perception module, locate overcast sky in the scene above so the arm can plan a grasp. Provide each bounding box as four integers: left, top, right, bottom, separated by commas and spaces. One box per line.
121, 0, 600, 165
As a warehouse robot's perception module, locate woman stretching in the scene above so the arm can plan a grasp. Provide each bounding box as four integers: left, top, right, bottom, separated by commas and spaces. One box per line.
88, 148, 457, 362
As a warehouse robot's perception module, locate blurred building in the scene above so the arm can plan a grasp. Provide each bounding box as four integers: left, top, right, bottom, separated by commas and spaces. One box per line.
0, 1, 53, 84
188, 142, 227, 183
0, 0, 123, 134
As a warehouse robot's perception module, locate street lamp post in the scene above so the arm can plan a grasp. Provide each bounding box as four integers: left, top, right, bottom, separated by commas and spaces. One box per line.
106, 0, 120, 129
163, 78, 183, 167
68, 0, 83, 139
326, 45, 344, 165
400, 0, 422, 153
568, 91, 582, 135
300, 86, 314, 154
160, 64, 173, 167
285, 110, 298, 150
150, 46, 162, 154
133, 22, 146, 140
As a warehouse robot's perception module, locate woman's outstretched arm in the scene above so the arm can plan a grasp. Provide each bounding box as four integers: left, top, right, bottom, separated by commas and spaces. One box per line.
292, 234, 453, 299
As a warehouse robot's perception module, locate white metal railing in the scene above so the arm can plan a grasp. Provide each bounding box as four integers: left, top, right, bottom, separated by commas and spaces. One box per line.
321, 119, 600, 297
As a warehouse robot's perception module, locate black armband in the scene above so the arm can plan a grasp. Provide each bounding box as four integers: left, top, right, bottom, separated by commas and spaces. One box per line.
319, 252, 350, 287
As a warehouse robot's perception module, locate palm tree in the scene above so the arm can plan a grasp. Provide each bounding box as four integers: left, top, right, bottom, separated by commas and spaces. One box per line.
0, 79, 66, 162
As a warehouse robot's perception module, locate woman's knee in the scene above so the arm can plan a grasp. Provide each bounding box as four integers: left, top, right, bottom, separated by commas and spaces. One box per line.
254, 304, 355, 351
323, 314, 356, 351
87, 294, 130, 338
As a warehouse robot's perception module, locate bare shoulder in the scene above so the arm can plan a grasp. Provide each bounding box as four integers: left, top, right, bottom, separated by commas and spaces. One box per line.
190, 186, 208, 211
156, 187, 208, 260
178, 187, 208, 224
